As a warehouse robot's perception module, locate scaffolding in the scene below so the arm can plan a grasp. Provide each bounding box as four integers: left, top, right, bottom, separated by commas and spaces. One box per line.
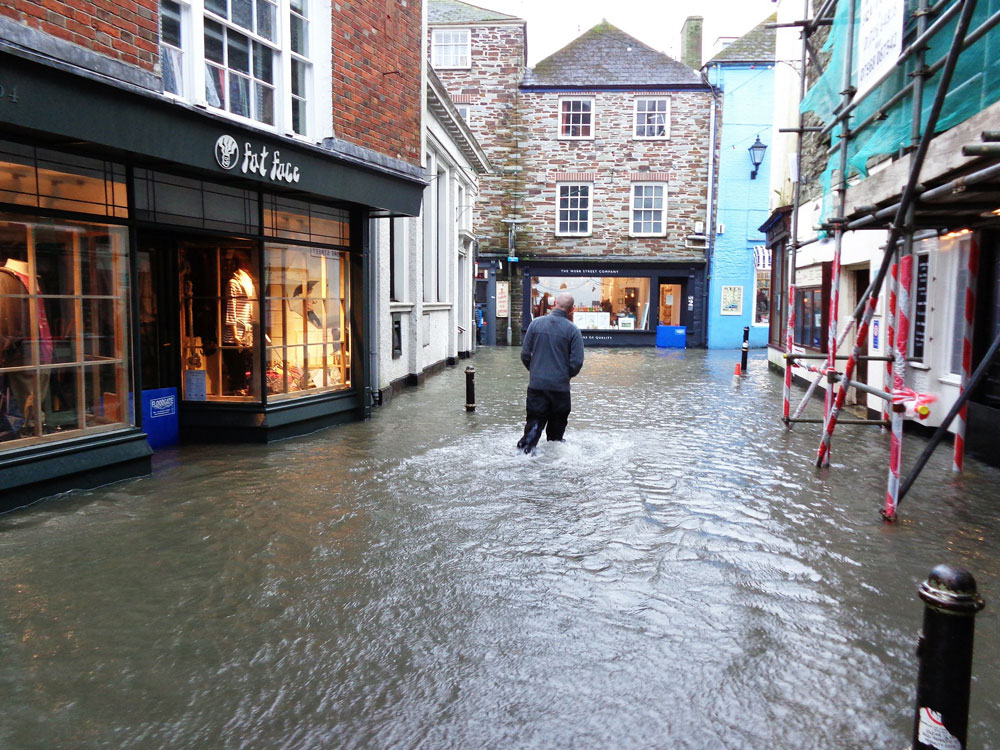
775, 0, 1000, 520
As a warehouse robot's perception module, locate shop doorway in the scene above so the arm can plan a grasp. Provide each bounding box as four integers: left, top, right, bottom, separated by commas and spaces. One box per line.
658, 283, 683, 326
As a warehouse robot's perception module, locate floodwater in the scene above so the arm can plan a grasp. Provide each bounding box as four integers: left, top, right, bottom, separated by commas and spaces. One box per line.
1, 347, 999, 749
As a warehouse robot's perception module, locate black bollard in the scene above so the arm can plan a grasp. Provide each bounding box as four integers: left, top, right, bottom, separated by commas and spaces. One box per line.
741, 326, 749, 375
465, 366, 475, 412
912, 565, 985, 750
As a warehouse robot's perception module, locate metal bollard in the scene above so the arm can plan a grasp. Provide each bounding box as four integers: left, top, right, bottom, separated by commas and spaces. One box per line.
912, 565, 985, 750
465, 366, 476, 412
741, 326, 750, 375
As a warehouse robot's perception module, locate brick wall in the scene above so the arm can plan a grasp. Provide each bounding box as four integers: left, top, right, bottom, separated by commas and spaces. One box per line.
332, 0, 423, 166
516, 89, 714, 263
0, 0, 158, 70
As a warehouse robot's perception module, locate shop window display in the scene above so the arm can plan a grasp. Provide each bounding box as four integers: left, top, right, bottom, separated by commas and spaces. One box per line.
530, 276, 651, 330
0, 216, 131, 447
265, 244, 350, 398
179, 243, 260, 401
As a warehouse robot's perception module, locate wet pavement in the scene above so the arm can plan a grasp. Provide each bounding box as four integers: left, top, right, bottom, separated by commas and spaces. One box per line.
1, 347, 999, 749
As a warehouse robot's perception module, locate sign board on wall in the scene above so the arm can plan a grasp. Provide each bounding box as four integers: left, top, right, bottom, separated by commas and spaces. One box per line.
857, 0, 905, 97
721, 286, 744, 316
496, 281, 509, 317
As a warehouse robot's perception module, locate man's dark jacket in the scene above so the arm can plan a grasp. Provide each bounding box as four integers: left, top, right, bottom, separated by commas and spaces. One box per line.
520, 308, 584, 391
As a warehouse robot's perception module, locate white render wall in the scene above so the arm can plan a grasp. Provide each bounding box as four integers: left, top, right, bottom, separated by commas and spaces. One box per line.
374, 96, 480, 397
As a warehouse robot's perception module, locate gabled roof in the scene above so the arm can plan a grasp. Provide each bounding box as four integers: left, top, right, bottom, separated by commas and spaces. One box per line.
522, 22, 704, 88
706, 14, 776, 64
427, 0, 522, 25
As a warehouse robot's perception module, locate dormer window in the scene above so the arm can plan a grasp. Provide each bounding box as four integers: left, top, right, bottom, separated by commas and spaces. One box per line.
559, 98, 594, 139
431, 28, 471, 68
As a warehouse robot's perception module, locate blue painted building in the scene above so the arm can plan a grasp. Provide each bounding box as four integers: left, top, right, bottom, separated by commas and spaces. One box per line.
704, 16, 775, 349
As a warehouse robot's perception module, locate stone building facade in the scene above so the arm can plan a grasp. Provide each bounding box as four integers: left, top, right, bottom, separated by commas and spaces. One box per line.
428, 2, 718, 347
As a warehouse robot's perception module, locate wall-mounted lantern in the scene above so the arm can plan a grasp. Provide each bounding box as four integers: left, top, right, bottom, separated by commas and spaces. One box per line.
748, 136, 767, 180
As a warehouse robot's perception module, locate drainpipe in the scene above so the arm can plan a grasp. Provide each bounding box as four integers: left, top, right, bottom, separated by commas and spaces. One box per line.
367, 217, 380, 408
702, 67, 720, 347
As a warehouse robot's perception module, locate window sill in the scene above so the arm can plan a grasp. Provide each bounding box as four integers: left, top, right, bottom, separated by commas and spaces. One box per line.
555, 234, 592, 238
390, 301, 414, 313
558, 136, 595, 141
632, 136, 670, 141
423, 302, 452, 312
630, 234, 667, 239
938, 374, 961, 387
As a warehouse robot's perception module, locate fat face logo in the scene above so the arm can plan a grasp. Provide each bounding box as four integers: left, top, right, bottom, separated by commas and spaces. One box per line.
214, 135, 239, 170
213, 134, 301, 184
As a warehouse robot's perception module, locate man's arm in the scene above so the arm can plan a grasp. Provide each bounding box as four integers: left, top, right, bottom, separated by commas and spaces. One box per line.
567, 329, 584, 378
520, 323, 534, 370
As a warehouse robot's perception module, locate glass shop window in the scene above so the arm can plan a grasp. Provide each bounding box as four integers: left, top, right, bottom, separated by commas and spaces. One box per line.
264, 244, 351, 399
529, 276, 651, 331
0, 140, 128, 218
0, 215, 131, 449
179, 242, 260, 401
793, 287, 825, 351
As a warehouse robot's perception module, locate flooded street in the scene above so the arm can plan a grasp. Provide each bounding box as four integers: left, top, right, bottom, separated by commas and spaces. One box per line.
2, 347, 999, 749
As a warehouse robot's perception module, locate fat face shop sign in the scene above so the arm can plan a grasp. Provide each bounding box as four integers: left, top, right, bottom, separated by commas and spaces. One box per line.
214, 134, 301, 184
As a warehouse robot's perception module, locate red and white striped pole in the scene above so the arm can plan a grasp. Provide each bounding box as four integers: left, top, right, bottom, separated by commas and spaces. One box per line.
822, 236, 843, 465
954, 237, 979, 472
883, 263, 898, 426
784, 283, 796, 426
886, 254, 913, 521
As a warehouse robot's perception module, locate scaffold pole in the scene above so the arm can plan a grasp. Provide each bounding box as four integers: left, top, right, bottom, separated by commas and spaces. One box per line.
953, 237, 979, 472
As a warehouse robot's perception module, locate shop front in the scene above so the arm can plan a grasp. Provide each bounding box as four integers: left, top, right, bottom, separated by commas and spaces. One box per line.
0, 52, 423, 508
519, 261, 706, 347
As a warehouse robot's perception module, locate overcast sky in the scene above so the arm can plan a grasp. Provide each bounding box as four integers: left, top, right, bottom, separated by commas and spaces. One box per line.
471, 0, 780, 66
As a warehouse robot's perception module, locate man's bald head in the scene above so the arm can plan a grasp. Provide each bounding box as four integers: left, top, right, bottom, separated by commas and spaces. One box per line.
554, 293, 574, 312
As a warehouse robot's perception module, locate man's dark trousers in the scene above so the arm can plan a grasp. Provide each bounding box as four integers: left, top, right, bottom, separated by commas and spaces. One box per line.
518, 387, 571, 450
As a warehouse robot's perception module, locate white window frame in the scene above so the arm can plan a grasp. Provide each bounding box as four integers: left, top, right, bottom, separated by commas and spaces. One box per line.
431, 28, 471, 69
555, 183, 592, 237
630, 182, 667, 237
455, 104, 470, 122
751, 245, 771, 327
558, 97, 595, 140
157, 0, 324, 139
633, 97, 670, 139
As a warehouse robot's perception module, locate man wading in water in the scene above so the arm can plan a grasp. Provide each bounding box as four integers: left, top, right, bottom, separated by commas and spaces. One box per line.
517, 292, 585, 454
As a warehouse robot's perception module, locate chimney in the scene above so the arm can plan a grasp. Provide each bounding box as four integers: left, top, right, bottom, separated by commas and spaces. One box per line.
681, 16, 703, 70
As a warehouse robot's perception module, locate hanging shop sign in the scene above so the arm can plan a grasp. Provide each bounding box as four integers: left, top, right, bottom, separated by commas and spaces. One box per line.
214, 134, 302, 184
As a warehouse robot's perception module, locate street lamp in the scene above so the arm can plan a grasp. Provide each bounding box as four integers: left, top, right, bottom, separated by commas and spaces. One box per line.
748, 136, 767, 180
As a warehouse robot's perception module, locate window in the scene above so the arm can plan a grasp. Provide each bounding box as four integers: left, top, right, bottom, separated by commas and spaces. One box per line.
265, 244, 350, 398
530, 276, 651, 330
634, 98, 670, 138
753, 245, 771, 325
0, 216, 131, 448
431, 28, 470, 68
556, 184, 591, 236
161, 0, 185, 96
631, 183, 666, 236
794, 287, 825, 350
559, 98, 593, 139
455, 105, 470, 121
158, 0, 313, 136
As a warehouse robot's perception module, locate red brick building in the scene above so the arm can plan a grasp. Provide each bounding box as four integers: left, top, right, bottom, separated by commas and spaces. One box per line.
0, 0, 426, 507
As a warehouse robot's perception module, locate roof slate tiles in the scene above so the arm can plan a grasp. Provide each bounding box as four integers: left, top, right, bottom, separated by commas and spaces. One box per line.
522, 21, 703, 88
706, 14, 776, 64
427, 0, 522, 25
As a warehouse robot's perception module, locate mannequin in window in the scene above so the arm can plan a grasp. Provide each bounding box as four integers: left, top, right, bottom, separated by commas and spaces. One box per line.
286, 281, 342, 388
0, 248, 53, 438
222, 250, 256, 396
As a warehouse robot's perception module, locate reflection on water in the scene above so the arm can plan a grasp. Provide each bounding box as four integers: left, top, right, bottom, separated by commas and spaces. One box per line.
1, 348, 998, 749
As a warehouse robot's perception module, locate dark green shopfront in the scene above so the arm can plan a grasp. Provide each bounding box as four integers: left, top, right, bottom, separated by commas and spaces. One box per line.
0, 52, 423, 510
